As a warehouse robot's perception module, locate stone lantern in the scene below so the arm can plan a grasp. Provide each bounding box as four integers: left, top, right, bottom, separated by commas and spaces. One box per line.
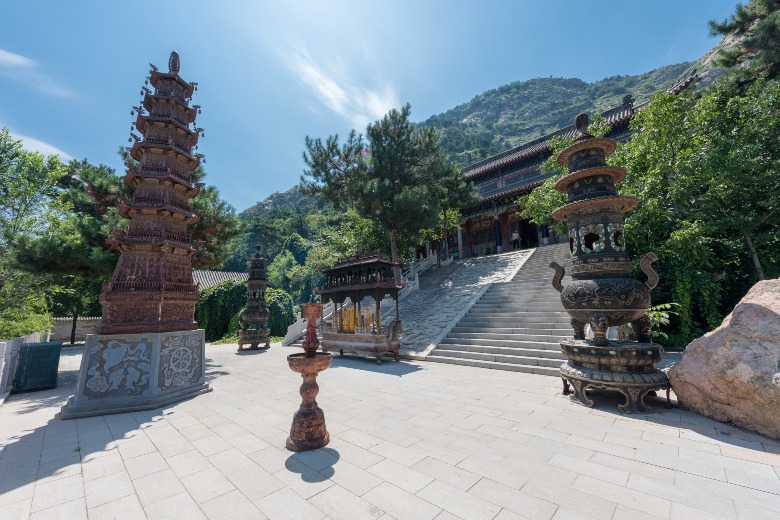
549, 113, 670, 413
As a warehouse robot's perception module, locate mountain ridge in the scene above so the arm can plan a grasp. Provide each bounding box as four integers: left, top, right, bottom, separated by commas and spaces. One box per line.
419, 61, 699, 164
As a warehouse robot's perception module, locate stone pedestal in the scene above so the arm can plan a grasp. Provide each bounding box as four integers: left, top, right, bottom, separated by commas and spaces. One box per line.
61, 329, 211, 419
286, 352, 331, 452
560, 339, 670, 413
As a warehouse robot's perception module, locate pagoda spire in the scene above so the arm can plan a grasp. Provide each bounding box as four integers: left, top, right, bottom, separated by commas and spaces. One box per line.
99, 51, 205, 334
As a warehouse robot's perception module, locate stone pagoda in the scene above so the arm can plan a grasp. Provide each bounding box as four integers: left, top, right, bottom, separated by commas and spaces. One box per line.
549, 113, 670, 413
62, 51, 211, 419
238, 245, 271, 351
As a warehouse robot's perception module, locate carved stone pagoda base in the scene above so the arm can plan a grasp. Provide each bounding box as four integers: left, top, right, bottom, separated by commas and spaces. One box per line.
61, 329, 211, 419
286, 352, 331, 452
559, 339, 671, 414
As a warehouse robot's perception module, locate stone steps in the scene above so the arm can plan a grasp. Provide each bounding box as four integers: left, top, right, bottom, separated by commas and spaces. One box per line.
432, 342, 566, 359
426, 243, 572, 375
425, 355, 561, 377
428, 348, 564, 367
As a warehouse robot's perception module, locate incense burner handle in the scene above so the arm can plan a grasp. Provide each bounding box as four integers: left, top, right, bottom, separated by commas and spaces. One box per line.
550, 262, 565, 293
640, 252, 659, 291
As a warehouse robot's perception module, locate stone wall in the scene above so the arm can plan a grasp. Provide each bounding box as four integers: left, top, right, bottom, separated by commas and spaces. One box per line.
50, 317, 101, 343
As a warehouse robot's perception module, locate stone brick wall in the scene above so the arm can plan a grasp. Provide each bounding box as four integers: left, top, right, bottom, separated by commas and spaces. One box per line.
50, 317, 101, 343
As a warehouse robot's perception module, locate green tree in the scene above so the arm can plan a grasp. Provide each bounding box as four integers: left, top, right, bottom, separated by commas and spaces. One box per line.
0, 129, 62, 338
302, 104, 463, 280
0, 128, 66, 239
266, 287, 295, 336
613, 80, 780, 344
49, 275, 102, 344
710, 0, 780, 87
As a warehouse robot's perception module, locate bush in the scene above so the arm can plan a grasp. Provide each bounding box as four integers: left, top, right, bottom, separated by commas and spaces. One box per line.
267, 287, 295, 336
194, 279, 246, 341
0, 275, 51, 340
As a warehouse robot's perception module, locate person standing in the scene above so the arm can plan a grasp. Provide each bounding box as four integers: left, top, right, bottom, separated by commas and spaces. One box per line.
511, 229, 520, 250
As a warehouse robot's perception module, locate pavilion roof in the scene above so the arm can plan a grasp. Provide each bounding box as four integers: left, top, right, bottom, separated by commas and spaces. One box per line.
323, 252, 398, 274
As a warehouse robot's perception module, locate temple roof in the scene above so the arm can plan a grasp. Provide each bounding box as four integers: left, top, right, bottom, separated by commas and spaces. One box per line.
323, 252, 399, 274
192, 270, 248, 291
463, 70, 698, 183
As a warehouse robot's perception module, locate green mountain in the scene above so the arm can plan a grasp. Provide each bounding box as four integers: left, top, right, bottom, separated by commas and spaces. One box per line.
420, 61, 699, 164
240, 185, 324, 220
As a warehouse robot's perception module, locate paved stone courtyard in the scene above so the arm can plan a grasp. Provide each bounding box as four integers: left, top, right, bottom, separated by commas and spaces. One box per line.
1, 343, 779, 520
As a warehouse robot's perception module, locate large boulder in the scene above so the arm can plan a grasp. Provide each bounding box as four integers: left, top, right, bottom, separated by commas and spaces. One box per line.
669, 279, 780, 439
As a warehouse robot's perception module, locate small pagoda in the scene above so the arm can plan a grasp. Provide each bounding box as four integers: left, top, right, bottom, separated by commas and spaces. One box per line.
61, 52, 211, 419
98, 50, 204, 334
238, 245, 270, 350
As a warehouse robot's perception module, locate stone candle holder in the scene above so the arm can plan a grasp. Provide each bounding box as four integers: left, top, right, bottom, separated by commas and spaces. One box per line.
286, 302, 332, 451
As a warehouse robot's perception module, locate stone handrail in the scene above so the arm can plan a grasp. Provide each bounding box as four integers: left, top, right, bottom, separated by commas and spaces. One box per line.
1, 331, 44, 394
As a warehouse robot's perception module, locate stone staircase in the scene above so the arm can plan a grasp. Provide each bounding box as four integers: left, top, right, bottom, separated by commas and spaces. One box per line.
426, 243, 572, 375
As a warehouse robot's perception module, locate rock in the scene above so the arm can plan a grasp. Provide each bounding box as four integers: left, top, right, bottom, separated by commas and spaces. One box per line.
668, 278, 780, 439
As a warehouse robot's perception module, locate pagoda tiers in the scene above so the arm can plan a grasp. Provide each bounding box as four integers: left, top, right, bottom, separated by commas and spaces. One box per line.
319, 252, 402, 364
238, 245, 271, 350
99, 51, 204, 334
61, 52, 211, 420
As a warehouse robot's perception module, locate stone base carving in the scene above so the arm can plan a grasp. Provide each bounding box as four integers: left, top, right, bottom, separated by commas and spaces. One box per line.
61, 329, 211, 419
559, 339, 671, 414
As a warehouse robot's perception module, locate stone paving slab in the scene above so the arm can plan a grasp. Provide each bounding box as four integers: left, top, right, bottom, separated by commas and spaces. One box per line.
1, 343, 779, 519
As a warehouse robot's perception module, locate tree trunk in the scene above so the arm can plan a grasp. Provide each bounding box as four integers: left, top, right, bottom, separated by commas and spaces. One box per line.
390, 229, 402, 283
70, 309, 79, 345
442, 210, 449, 260
744, 231, 766, 281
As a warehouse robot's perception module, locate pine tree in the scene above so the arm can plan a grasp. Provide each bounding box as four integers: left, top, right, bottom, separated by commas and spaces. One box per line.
710, 0, 780, 86
302, 104, 471, 281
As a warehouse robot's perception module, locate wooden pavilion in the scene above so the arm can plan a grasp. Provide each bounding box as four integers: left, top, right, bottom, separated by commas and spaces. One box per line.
319, 253, 403, 364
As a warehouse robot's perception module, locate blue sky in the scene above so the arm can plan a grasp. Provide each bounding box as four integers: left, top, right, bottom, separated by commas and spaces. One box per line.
1, 1, 737, 212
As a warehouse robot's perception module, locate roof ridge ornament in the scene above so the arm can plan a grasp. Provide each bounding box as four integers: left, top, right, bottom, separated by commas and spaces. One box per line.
574, 113, 591, 138
168, 50, 180, 74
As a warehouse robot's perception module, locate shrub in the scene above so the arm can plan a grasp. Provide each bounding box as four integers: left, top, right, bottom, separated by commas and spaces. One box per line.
194, 279, 246, 341
267, 287, 295, 336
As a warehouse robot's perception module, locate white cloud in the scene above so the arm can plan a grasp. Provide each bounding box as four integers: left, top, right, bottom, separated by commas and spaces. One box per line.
286, 46, 399, 130
2, 124, 74, 161
17, 133, 73, 161
0, 48, 35, 68
0, 47, 72, 97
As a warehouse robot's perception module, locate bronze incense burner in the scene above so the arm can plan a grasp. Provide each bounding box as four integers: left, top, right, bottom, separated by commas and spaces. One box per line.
550, 114, 670, 413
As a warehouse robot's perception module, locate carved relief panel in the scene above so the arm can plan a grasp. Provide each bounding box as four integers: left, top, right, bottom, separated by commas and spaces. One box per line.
83, 337, 152, 398
159, 334, 203, 390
